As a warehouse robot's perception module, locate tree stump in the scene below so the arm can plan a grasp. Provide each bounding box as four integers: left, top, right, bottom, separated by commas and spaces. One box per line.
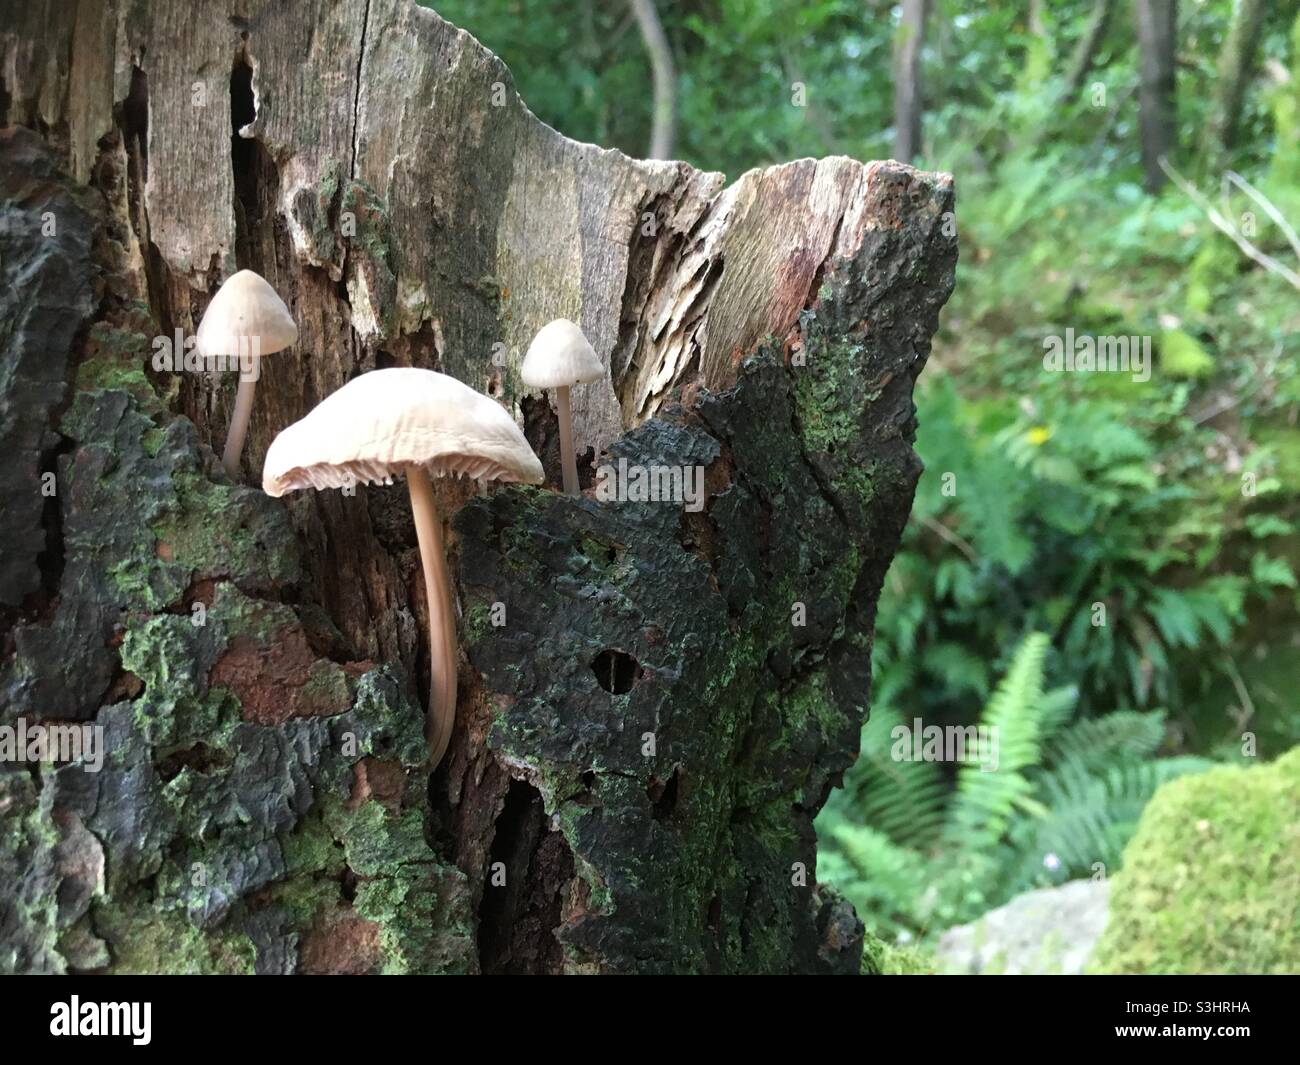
0, 0, 956, 974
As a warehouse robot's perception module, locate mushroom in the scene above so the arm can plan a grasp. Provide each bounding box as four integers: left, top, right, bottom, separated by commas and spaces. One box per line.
262, 367, 543, 767
520, 319, 603, 495
196, 269, 298, 480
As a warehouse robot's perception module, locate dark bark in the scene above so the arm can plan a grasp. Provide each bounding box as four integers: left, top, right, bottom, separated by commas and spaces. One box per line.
1136, 0, 1179, 191
0, 0, 956, 974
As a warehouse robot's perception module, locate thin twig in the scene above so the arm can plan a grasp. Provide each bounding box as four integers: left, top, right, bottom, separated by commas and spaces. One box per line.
1225, 170, 1300, 261
1160, 156, 1300, 291
1222, 654, 1255, 731
919, 515, 979, 563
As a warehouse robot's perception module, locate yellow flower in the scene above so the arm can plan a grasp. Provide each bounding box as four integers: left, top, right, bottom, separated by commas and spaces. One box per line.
1026, 426, 1052, 446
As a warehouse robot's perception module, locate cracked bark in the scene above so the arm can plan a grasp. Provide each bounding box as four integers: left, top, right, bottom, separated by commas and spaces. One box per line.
1, 0, 955, 974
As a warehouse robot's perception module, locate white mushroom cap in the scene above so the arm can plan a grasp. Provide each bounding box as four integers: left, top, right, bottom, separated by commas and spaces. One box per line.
520, 319, 603, 389
197, 269, 298, 357
262, 367, 544, 497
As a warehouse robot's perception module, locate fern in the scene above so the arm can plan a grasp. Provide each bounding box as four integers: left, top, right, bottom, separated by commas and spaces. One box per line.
941, 633, 1050, 857
1003, 754, 1215, 896
816, 632, 1219, 942
816, 821, 930, 936
827, 703, 948, 850
1045, 709, 1167, 772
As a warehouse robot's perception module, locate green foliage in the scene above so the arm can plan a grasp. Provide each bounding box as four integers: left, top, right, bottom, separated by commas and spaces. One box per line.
1159, 328, 1215, 379
1090, 746, 1300, 974
817, 634, 1214, 941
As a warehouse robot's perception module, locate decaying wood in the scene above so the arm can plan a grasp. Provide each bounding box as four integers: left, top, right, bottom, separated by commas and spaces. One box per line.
0, 0, 956, 973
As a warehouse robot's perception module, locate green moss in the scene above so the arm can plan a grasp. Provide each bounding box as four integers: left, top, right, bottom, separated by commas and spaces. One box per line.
119, 614, 239, 748
325, 801, 430, 877
792, 336, 865, 453
281, 811, 347, 881
76, 324, 164, 412
1089, 747, 1300, 975
1158, 328, 1215, 379
779, 672, 842, 745
354, 867, 475, 975
262, 875, 341, 929
0, 776, 61, 973
95, 900, 256, 975
462, 599, 496, 644
154, 469, 300, 589
861, 930, 936, 975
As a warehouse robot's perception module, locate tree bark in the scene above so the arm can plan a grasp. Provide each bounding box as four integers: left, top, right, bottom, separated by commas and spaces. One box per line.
1136, 0, 1179, 191
1201, 0, 1269, 175
893, 0, 930, 163
0, 0, 956, 974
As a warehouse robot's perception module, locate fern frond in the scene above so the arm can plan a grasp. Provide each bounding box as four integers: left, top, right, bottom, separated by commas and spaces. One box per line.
1046, 709, 1167, 773
818, 820, 930, 936
831, 704, 948, 849
1003, 752, 1215, 894
943, 632, 1050, 854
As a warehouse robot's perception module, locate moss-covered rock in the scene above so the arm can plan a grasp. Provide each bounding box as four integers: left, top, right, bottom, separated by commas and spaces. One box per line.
861, 930, 936, 975
1089, 748, 1300, 975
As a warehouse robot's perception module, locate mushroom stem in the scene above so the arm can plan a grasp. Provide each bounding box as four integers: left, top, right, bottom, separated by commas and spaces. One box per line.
222, 355, 259, 480
555, 384, 579, 495
406, 465, 458, 768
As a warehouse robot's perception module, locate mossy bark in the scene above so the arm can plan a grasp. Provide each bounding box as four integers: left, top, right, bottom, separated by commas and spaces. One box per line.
1, 0, 955, 974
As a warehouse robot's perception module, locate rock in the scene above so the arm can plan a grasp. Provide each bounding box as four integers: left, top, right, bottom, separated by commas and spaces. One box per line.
938, 879, 1111, 975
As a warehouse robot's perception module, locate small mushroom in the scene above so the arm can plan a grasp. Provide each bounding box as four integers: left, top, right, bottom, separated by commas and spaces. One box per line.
196, 269, 298, 480
520, 319, 603, 495
262, 367, 543, 767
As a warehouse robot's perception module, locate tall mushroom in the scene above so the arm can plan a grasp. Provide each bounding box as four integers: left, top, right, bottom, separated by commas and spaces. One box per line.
196, 269, 298, 480
262, 367, 543, 767
520, 319, 603, 495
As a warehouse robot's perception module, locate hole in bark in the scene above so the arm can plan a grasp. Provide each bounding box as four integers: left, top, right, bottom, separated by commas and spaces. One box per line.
0, 75, 10, 127
230, 54, 259, 265
155, 742, 229, 782
592, 648, 638, 694
521, 393, 561, 486
478, 778, 572, 975
340, 868, 358, 902
122, 66, 149, 181
647, 765, 682, 820
705, 894, 721, 934
17, 431, 75, 623
579, 536, 619, 567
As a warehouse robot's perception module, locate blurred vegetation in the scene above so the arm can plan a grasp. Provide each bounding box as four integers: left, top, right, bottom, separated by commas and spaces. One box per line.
430, 0, 1300, 952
